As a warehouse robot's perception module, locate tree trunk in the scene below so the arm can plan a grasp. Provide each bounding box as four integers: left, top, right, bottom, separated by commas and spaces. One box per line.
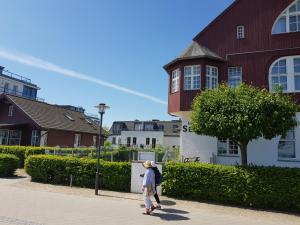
240, 141, 249, 166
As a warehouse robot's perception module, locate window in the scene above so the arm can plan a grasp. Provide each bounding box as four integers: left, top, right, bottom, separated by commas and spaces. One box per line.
236, 25, 245, 39
134, 123, 143, 131
152, 138, 156, 148
0, 130, 9, 145
171, 69, 180, 93
144, 123, 154, 131
278, 130, 296, 159
112, 137, 116, 145
269, 56, 300, 92
146, 137, 150, 146
133, 137, 137, 146
22, 86, 37, 99
118, 138, 121, 145
158, 125, 164, 131
184, 65, 201, 90
228, 67, 242, 87
93, 136, 97, 147
74, 134, 81, 147
173, 124, 179, 133
31, 130, 40, 146
112, 123, 123, 135
206, 66, 218, 89
8, 130, 22, 145
12, 85, 18, 94
127, 137, 131, 147
217, 138, 239, 156
272, 0, 300, 34
64, 113, 75, 121
8, 105, 14, 117
4, 83, 9, 93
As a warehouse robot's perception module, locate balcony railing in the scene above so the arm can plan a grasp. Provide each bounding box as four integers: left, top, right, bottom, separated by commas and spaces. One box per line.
2, 70, 32, 84
0, 86, 45, 102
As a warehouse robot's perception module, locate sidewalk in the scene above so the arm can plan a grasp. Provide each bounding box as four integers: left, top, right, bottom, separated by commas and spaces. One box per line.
0, 170, 299, 225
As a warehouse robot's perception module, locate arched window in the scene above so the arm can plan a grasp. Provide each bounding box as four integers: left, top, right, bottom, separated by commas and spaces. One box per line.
272, 0, 300, 34
269, 55, 300, 92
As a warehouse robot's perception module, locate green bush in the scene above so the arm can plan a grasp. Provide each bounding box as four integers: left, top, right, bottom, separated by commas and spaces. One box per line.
0, 154, 19, 177
162, 162, 300, 212
0, 146, 26, 167
25, 155, 131, 192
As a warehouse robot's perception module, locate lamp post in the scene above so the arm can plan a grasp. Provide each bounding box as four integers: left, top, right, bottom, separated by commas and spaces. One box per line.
94, 103, 110, 195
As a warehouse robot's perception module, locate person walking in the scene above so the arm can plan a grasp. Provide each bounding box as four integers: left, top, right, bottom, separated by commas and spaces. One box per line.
142, 160, 156, 215
151, 161, 162, 209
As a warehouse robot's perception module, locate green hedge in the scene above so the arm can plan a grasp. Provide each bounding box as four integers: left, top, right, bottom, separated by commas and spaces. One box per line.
0, 154, 19, 177
162, 162, 300, 212
25, 155, 131, 192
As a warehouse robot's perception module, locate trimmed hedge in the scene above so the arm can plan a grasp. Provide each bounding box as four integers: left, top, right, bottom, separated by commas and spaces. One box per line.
0, 154, 19, 177
25, 155, 131, 192
162, 162, 300, 212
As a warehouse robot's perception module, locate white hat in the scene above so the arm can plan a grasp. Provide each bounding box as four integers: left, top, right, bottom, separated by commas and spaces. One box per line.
150, 161, 157, 167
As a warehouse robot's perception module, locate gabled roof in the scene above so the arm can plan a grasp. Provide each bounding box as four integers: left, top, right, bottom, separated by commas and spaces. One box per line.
3, 94, 99, 134
164, 41, 225, 69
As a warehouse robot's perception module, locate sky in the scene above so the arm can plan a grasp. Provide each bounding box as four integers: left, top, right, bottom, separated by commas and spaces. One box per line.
0, 0, 233, 127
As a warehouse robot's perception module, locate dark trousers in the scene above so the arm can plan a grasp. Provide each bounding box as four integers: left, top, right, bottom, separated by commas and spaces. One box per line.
154, 185, 160, 204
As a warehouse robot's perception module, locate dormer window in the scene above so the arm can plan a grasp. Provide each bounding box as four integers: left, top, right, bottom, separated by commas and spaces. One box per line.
236, 25, 245, 39
171, 69, 180, 93
272, 0, 300, 34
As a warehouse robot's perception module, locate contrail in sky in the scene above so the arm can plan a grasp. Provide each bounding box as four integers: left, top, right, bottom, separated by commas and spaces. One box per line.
0, 49, 167, 105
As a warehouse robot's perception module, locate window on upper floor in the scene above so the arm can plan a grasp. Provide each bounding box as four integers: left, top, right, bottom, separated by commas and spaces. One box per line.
228, 67, 242, 87
184, 65, 201, 90
272, 0, 300, 34
269, 55, 300, 93
134, 123, 143, 131
236, 25, 245, 39
8, 105, 14, 117
206, 66, 218, 89
171, 69, 180, 93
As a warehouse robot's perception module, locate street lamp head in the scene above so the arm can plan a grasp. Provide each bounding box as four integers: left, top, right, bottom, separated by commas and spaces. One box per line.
95, 103, 110, 114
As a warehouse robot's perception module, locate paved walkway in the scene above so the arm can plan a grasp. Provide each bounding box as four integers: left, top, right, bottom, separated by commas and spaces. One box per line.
0, 172, 299, 225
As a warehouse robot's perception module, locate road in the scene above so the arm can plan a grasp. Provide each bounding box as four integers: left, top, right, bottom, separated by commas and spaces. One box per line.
0, 176, 299, 225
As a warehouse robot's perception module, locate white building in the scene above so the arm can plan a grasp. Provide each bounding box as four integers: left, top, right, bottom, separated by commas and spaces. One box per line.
107, 120, 181, 149
0, 66, 41, 101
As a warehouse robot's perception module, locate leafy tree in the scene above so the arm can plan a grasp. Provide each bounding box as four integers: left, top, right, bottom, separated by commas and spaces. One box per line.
191, 83, 298, 166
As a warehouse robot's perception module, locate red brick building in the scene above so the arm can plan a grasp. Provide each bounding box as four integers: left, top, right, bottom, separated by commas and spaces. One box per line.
0, 93, 100, 147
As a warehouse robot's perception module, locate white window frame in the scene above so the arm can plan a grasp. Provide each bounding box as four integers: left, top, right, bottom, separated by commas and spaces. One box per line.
217, 138, 239, 156
228, 67, 242, 87
171, 69, 180, 93
278, 129, 296, 160
236, 25, 245, 39
31, 130, 39, 146
74, 133, 81, 148
206, 66, 218, 89
184, 65, 201, 90
93, 136, 97, 147
8, 130, 22, 146
8, 105, 14, 117
272, 0, 300, 34
269, 55, 300, 93
0, 129, 9, 145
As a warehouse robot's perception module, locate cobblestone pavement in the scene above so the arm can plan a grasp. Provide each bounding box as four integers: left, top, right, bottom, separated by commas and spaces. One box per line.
0, 172, 299, 225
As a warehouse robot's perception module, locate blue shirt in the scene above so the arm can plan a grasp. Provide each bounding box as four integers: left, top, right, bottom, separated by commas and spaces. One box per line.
142, 168, 155, 188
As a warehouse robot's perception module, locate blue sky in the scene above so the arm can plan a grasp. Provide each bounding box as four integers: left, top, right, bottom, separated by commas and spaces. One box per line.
0, 0, 233, 127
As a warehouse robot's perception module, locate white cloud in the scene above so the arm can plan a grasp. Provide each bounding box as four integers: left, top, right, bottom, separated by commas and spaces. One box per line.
0, 49, 167, 105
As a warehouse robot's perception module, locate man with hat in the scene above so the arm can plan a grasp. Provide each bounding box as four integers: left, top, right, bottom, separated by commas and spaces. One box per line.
142, 160, 156, 215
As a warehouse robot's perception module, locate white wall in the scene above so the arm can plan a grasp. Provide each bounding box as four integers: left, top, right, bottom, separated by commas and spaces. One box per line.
0, 76, 24, 94
180, 114, 300, 168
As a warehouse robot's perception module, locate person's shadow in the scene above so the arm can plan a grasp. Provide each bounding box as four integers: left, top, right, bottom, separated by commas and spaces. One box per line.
151, 208, 190, 221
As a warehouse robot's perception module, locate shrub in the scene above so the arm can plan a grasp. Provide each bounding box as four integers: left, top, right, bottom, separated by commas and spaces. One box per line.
25, 155, 131, 192
0, 154, 19, 177
0, 146, 26, 167
162, 162, 300, 212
